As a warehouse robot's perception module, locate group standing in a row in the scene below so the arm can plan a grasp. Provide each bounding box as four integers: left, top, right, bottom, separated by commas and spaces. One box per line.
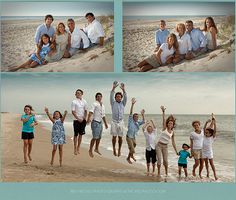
20, 81, 218, 180
138, 17, 218, 71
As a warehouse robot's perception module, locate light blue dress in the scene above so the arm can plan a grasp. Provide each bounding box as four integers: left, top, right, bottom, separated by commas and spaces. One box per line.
51, 119, 66, 145
30, 44, 51, 64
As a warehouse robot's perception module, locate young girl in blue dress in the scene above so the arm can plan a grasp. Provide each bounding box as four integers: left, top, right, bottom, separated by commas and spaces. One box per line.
21, 105, 38, 164
45, 107, 67, 167
9, 34, 52, 71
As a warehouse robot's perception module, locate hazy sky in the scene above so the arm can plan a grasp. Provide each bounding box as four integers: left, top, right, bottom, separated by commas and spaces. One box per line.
1, 2, 113, 16
124, 2, 235, 16
1, 73, 235, 115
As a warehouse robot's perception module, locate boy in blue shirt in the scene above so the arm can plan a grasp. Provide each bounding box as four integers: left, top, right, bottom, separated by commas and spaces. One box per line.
126, 98, 145, 164
154, 20, 170, 52
178, 143, 192, 179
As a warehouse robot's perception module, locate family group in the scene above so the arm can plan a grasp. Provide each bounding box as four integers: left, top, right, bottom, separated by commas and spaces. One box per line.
20, 81, 217, 181
9, 13, 105, 71
138, 17, 218, 71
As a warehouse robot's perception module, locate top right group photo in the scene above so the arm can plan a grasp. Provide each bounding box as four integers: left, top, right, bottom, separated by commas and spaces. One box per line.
123, 2, 235, 72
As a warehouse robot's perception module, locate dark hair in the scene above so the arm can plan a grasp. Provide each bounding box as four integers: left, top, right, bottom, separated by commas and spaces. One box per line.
115, 92, 123, 99
192, 120, 201, 127
167, 33, 179, 51
76, 89, 83, 95
95, 92, 102, 99
53, 111, 62, 119
185, 20, 193, 25
133, 113, 139, 118
85, 12, 95, 18
67, 18, 75, 23
160, 20, 166, 24
166, 114, 176, 130
182, 143, 190, 149
203, 17, 218, 34
45, 14, 54, 21
24, 105, 34, 111
38, 34, 51, 51
206, 128, 214, 135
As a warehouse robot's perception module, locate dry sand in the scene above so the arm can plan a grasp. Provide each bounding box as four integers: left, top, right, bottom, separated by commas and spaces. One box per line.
1, 17, 114, 72
123, 16, 235, 72
1, 113, 163, 182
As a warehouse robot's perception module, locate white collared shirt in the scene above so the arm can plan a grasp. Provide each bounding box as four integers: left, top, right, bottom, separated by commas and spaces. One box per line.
68, 27, 90, 49
89, 101, 105, 122
177, 33, 192, 54
71, 98, 88, 120
83, 19, 105, 44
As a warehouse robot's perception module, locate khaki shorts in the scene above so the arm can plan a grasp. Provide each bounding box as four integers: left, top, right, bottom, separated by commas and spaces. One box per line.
126, 136, 136, 154
192, 149, 202, 160
156, 142, 168, 166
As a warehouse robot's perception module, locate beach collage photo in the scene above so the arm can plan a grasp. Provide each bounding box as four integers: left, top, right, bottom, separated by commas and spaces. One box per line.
0, 0, 235, 199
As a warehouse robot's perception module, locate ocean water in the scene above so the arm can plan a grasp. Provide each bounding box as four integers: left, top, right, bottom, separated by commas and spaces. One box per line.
37, 114, 235, 182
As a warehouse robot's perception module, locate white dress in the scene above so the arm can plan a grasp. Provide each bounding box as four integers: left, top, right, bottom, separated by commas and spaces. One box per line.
204, 31, 215, 50
202, 136, 215, 159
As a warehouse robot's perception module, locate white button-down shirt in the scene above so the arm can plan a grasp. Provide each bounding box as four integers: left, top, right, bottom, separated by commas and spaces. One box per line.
68, 27, 90, 49
83, 19, 105, 44
177, 33, 192, 54
71, 98, 88, 120
89, 101, 105, 122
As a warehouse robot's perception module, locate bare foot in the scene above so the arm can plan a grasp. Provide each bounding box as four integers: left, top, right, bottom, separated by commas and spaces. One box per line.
76, 147, 80, 154
113, 150, 117, 156
28, 154, 32, 161
207, 173, 209, 178
126, 158, 132, 164
118, 151, 121, 157
199, 174, 203, 179
152, 172, 155, 177
131, 156, 136, 162
24, 160, 28, 164
146, 172, 150, 176
94, 149, 102, 155
89, 150, 94, 158
192, 170, 196, 176
50, 161, 53, 166
74, 150, 77, 155
214, 176, 218, 180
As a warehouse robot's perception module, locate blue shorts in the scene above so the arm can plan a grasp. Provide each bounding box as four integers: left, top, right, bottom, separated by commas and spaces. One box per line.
91, 120, 103, 139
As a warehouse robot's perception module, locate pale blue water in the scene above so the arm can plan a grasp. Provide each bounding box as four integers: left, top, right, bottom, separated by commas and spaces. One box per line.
37, 114, 235, 182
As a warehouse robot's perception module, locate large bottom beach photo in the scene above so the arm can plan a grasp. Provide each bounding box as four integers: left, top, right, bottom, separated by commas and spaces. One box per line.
1, 73, 235, 182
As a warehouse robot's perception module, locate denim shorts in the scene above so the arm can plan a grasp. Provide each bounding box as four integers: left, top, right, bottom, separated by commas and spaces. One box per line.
91, 120, 103, 139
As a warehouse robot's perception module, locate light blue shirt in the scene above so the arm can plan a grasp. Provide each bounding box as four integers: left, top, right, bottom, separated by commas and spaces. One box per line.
34, 23, 55, 45
21, 114, 36, 133
155, 29, 170, 46
110, 90, 127, 122
127, 115, 144, 139
187, 28, 207, 51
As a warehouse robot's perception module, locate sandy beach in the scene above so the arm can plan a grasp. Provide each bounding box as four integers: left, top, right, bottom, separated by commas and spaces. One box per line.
1, 17, 114, 72
1, 113, 163, 182
123, 16, 235, 72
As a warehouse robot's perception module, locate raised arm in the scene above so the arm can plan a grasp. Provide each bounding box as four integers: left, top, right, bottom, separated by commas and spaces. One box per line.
160, 106, 166, 131
150, 120, 156, 129
141, 109, 145, 123
120, 83, 127, 106
203, 119, 211, 135
142, 121, 149, 132
110, 81, 118, 105
44, 107, 55, 123
130, 98, 136, 115
61, 110, 67, 123
212, 113, 217, 138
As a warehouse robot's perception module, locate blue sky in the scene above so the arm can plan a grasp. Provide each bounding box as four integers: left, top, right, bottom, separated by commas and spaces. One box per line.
1, 73, 235, 115
124, 2, 235, 16
1, 2, 113, 16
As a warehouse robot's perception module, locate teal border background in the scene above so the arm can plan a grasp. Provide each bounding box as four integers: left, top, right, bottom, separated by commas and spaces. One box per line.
0, 0, 236, 199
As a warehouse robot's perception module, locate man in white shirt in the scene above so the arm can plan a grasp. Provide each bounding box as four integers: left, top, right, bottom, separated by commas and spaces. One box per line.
64, 18, 90, 58
83, 12, 105, 46
87, 92, 108, 158
71, 89, 88, 155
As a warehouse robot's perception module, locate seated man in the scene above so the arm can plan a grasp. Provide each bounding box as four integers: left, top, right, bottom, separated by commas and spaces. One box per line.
185, 20, 207, 57
65, 18, 90, 58
83, 12, 105, 47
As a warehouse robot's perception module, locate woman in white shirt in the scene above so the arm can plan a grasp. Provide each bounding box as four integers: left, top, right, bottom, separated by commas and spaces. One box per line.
156, 106, 178, 177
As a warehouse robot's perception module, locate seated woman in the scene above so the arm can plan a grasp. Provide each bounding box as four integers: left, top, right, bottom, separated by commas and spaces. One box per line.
45, 22, 71, 62
138, 33, 179, 72
174, 23, 194, 63
202, 17, 218, 51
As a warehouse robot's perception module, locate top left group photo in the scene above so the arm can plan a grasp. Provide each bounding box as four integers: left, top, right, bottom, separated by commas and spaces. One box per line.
1, 1, 114, 72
